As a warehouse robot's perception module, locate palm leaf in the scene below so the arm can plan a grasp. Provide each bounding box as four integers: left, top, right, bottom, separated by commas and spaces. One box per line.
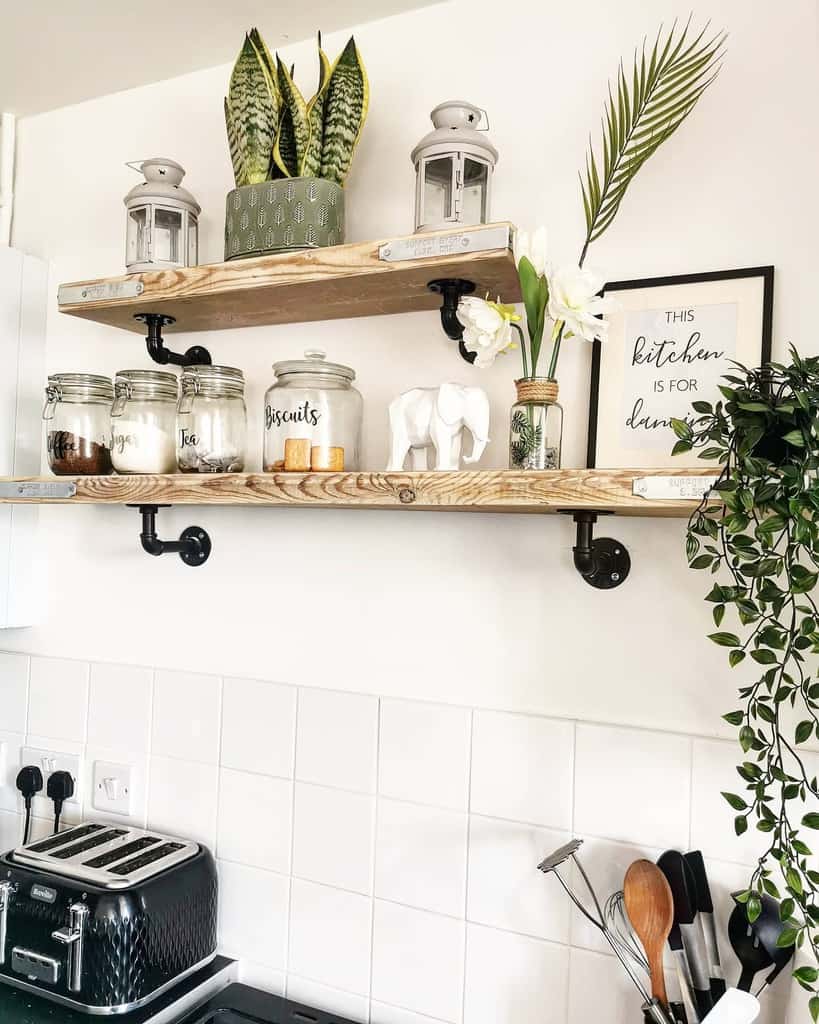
579, 19, 726, 263
226, 33, 278, 186
320, 36, 370, 186
301, 33, 332, 177
272, 56, 310, 178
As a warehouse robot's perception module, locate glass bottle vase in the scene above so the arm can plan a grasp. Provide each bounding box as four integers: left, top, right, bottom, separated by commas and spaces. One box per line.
508, 378, 563, 470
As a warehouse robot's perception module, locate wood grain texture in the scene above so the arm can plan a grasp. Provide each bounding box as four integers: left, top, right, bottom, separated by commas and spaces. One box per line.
58, 223, 521, 334
624, 860, 675, 1006
0, 469, 718, 516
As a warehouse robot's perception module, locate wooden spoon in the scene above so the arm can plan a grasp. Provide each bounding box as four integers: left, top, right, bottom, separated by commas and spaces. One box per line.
624, 859, 675, 1007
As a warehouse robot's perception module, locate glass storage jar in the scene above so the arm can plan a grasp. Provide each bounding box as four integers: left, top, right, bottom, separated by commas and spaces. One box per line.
177, 365, 247, 473
263, 350, 363, 472
43, 373, 114, 476
111, 370, 178, 474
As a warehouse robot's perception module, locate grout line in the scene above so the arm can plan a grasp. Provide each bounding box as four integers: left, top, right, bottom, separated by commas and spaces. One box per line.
285, 687, 301, 977
367, 697, 382, 1016
687, 734, 695, 850
212, 677, 226, 857
459, 708, 475, 1024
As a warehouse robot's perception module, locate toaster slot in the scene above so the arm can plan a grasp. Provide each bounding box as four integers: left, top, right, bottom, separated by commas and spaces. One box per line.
109, 841, 185, 875
52, 828, 127, 859
84, 835, 161, 868
27, 823, 104, 853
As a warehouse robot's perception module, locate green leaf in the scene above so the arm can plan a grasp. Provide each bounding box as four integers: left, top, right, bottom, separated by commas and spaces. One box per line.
747, 894, 762, 922
518, 256, 547, 365
273, 56, 311, 177
783, 429, 805, 447
751, 648, 778, 665
802, 813, 819, 829
300, 35, 333, 177
729, 649, 747, 668
795, 966, 819, 984
671, 417, 693, 440
786, 866, 804, 896
810, 995, 819, 1023
721, 791, 747, 811
739, 725, 755, 751
796, 720, 814, 744
734, 814, 748, 835
723, 710, 743, 726
226, 33, 280, 186
709, 631, 740, 647
320, 36, 370, 186
712, 604, 725, 626
777, 927, 799, 949
690, 554, 713, 569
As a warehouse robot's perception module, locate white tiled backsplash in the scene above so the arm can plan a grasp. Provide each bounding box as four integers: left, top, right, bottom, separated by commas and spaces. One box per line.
0, 652, 794, 1024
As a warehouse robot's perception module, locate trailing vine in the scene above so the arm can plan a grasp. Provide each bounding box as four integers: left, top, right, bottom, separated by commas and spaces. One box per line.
675, 348, 819, 1016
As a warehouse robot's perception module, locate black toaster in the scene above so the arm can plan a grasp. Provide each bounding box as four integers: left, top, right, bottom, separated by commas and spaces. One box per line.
0, 821, 218, 1014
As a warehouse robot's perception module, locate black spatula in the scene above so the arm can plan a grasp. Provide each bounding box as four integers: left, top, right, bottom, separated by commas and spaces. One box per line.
658, 851, 714, 1020
685, 851, 727, 1003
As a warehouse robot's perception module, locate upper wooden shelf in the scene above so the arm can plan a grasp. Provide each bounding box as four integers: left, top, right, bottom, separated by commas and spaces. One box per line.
57, 223, 520, 334
0, 469, 718, 517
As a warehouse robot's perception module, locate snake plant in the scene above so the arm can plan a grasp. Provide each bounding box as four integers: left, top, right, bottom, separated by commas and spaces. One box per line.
225, 30, 369, 188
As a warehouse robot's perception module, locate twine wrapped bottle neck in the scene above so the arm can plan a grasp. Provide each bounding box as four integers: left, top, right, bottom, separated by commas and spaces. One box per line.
515, 378, 559, 404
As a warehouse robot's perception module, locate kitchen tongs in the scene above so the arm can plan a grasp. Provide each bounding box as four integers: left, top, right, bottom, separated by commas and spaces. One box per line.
538, 840, 676, 1024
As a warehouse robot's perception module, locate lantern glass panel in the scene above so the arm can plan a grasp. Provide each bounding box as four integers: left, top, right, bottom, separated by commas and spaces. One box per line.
461, 158, 489, 225
153, 207, 183, 263
187, 214, 198, 266
423, 156, 455, 224
127, 206, 149, 266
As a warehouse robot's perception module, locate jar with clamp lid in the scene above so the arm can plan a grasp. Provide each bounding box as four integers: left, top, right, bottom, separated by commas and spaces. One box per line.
263, 349, 362, 472
43, 374, 114, 475
177, 365, 247, 473
111, 370, 179, 474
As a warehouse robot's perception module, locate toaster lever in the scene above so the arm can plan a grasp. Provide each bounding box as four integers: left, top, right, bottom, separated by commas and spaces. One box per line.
0, 881, 10, 966
51, 902, 88, 993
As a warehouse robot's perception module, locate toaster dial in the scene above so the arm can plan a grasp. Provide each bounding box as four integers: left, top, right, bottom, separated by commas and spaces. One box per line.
11, 947, 61, 985
51, 901, 89, 993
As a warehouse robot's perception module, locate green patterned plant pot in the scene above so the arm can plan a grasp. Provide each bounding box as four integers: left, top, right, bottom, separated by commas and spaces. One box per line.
224, 177, 345, 260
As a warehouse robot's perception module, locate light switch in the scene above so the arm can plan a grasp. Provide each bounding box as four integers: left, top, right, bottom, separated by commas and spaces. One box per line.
92, 760, 134, 817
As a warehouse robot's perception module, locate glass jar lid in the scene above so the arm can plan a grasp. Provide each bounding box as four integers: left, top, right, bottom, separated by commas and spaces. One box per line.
180, 364, 245, 397
115, 369, 179, 401
46, 373, 114, 402
272, 349, 355, 383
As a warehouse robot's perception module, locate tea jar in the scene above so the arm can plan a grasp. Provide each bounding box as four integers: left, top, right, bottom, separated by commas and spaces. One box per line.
177, 365, 247, 473
263, 349, 362, 472
43, 373, 115, 476
111, 370, 179, 474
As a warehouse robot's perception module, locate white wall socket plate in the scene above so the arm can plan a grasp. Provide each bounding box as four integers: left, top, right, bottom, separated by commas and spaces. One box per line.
92, 760, 134, 817
20, 746, 82, 814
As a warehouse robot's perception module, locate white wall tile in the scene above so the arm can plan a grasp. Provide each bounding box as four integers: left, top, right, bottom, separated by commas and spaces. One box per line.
379, 700, 471, 810
467, 815, 570, 943
152, 670, 221, 764
0, 652, 28, 733
238, 962, 286, 995
574, 724, 691, 849
88, 662, 153, 754
464, 922, 569, 1024
222, 677, 296, 778
567, 947, 638, 1024
293, 782, 374, 894
217, 768, 292, 873
375, 798, 467, 917
287, 976, 369, 1023
691, 738, 768, 866
371, 1004, 448, 1024
296, 689, 378, 794
288, 879, 372, 996
28, 656, 89, 742
0, 731, 23, 813
218, 860, 289, 969
0, 809, 21, 850
148, 756, 218, 847
471, 711, 574, 828
372, 900, 464, 1023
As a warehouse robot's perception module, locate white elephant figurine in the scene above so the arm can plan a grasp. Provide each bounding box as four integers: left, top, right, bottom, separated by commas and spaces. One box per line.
387, 383, 490, 471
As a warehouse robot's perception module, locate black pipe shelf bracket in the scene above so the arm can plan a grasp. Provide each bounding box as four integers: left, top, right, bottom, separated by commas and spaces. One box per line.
428, 279, 477, 364
135, 313, 212, 367
562, 510, 631, 590
130, 504, 212, 567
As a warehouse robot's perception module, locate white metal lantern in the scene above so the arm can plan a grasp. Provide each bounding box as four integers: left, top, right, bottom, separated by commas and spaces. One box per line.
411, 101, 498, 233
124, 158, 200, 274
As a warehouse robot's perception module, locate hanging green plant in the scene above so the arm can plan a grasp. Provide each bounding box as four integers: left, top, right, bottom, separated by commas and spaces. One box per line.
676, 349, 819, 1016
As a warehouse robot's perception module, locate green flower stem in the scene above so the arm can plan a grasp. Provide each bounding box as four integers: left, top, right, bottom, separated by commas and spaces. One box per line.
546, 321, 565, 381
512, 322, 529, 379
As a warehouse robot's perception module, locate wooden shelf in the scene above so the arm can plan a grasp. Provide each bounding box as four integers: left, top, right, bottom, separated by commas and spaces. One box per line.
57, 223, 520, 334
0, 469, 717, 517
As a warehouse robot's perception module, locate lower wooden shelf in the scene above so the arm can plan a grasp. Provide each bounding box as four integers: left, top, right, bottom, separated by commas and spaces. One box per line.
0, 469, 718, 517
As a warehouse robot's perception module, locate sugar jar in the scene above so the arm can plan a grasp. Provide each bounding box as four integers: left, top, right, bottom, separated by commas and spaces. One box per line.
177, 365, 247, 473
111, 369, 179, 474
43, 373, 115, 476
263, 350, 362, 472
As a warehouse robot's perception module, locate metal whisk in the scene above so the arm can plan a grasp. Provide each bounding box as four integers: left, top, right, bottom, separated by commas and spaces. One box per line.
605, 889, 650, 976
537, 840, 674, 1024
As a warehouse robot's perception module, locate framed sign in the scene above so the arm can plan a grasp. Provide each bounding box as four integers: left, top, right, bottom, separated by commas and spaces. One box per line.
587, 266, 774, 468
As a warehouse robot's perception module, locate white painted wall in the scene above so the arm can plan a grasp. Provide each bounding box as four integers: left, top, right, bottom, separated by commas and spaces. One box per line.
0, 1, 817, 1019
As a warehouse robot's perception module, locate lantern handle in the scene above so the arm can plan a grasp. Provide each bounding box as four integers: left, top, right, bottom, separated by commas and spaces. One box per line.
125, 160, 145, 175
476, 108, 490, 132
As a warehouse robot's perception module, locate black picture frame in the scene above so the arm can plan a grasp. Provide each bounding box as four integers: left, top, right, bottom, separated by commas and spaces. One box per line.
586, 266, 774, 468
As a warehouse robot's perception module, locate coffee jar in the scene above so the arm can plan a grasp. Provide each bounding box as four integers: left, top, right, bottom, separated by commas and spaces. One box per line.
263, 350, 362, 472
177, 365, 247, 472
43, 374, 115, 475
111, 370, 179, 474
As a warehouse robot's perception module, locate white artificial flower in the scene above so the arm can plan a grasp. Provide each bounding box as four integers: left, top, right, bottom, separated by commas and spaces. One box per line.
457, 296, 516, 369
547, 265, 614, 343
514, 226, 550, 278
